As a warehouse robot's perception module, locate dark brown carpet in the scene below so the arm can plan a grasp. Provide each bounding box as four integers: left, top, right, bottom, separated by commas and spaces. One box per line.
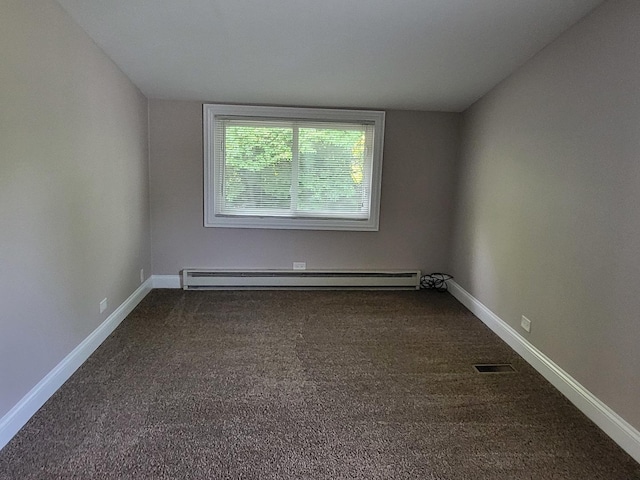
1, 290, 638, 479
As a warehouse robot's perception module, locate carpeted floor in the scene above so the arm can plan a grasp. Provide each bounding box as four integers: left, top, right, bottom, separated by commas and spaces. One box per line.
1, 289, 638, 479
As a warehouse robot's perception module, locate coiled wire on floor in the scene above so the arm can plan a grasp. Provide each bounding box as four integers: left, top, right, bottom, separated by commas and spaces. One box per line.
420, 273, 453, 292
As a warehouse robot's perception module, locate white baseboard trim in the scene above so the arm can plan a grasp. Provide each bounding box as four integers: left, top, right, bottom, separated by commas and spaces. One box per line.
448, 280, 640, 464
152, 274, 181, 289
0, 278, 152, 452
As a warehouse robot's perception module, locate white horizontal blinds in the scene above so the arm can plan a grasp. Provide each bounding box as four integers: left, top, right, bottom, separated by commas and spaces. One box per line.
217, 118, 293, 216
296, 122, 372, 219
216, 116, 374, 219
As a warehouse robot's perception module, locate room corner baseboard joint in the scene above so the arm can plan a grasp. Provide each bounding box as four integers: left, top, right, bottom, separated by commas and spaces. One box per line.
152, 275, 181, 289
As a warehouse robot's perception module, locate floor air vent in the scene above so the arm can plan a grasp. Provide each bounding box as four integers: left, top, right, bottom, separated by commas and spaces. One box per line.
473, 364, 517, 373
182, 269, 421, 290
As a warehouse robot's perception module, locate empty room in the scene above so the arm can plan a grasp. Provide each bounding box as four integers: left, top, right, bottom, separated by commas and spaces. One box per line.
1, 0, 639, 478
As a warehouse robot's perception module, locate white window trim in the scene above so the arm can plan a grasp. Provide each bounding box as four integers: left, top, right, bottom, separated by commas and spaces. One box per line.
203, 104, 385, 231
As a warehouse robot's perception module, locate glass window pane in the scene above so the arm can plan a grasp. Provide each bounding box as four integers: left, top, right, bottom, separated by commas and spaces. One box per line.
297, 127, 368, 217
223, 125, 292, 212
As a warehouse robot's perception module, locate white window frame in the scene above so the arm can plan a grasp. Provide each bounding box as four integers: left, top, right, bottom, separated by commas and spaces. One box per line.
203, 104, 385, 231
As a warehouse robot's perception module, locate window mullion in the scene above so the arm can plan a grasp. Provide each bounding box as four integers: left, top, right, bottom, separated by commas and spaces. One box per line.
290, 124, 299, 213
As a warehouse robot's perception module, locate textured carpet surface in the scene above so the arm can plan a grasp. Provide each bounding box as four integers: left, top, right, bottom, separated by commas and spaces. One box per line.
1, 289, 638, 479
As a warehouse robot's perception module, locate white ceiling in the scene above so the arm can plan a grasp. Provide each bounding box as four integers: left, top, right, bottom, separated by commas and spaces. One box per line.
55, 0, 604, 112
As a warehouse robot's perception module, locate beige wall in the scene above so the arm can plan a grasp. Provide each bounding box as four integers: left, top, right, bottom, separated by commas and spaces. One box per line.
452, 0, 640, 430
149, 101, 460, 274
0, 0, 151, 417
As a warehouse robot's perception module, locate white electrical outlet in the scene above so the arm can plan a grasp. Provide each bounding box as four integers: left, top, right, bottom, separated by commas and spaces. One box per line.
293, 262, 306, 270
140, 268, 145, 283
521, 315, 532, 333
100, 298, 108, 314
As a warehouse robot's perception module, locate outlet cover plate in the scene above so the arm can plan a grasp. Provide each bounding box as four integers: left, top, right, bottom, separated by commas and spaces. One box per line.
293, 262, 306, 270
521, 315, 532, 333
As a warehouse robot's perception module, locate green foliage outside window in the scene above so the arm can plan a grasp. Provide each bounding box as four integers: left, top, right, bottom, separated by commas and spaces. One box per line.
223, 125, 293, 209
223, 124, 367, 214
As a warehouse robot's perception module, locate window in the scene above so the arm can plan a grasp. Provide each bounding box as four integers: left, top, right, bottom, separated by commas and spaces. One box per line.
203, 104, 385, 230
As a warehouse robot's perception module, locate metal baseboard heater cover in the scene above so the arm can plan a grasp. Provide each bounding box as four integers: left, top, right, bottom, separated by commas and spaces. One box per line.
182, 269, 421, 290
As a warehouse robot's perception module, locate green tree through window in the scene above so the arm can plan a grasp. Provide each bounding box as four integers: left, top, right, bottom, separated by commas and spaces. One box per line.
222, 123, 366, 215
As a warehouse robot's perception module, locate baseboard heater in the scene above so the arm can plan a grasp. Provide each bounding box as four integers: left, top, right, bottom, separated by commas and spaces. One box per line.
182, 269, 421, 290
